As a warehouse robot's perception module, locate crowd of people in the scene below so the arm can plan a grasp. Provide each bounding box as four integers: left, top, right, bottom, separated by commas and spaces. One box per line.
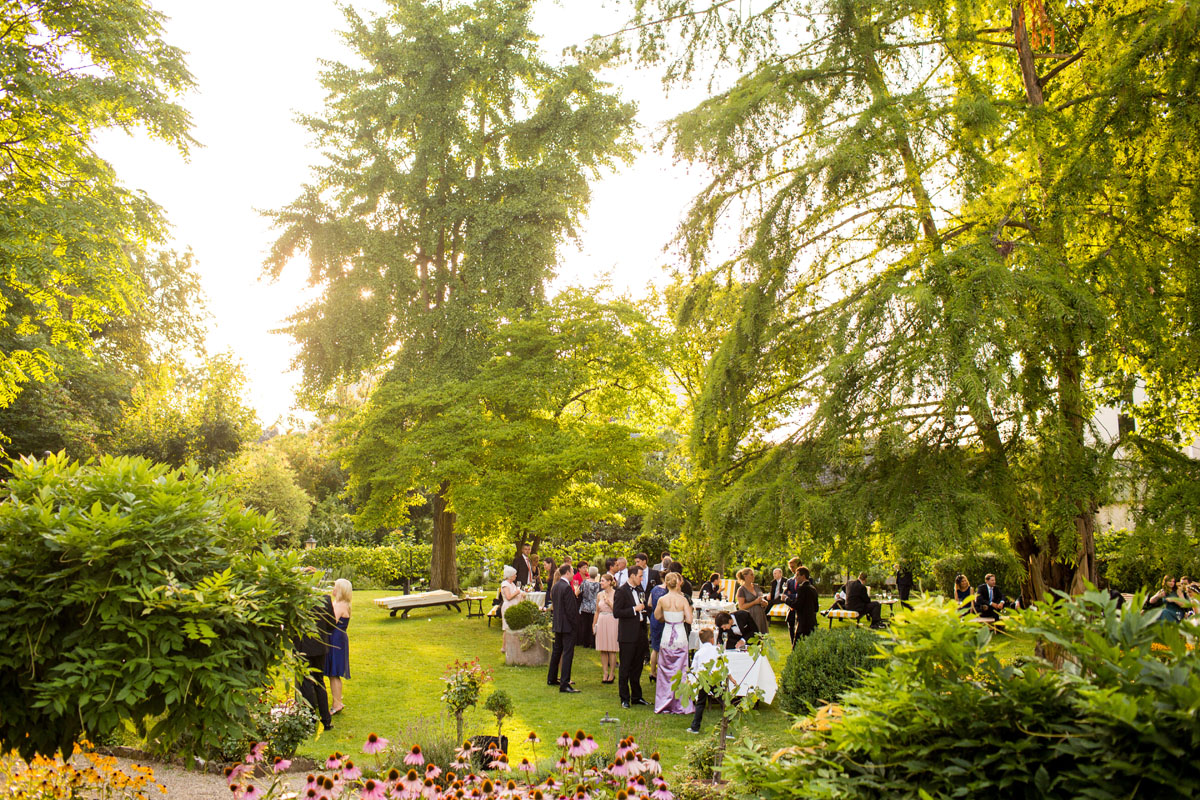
1148, 575, 1198, 623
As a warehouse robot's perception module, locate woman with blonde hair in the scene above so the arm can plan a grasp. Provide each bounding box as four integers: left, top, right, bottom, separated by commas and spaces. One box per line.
324, 578, 353, 714
592, 572, 620, 683
654, 572, 694, 714
737, 568, 770, 634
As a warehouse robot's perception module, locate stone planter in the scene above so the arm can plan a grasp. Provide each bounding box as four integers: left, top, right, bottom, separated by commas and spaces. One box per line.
503, 630, 550, 666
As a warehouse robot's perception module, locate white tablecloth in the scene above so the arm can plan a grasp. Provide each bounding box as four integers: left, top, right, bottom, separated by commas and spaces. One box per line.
723, 650, 778, 704
525, 591, 547, 608
688, 621, 717, 650
693, 599, 736, 620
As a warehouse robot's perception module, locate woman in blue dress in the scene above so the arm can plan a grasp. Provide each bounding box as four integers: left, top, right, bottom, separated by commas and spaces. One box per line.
647, 580, 669, 681
324, 578, 353, 714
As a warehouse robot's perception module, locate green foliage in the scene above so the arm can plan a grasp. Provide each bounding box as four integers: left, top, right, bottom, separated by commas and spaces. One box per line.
0, 0, 194, 408
483, 690, 514, 739
930, 550, 1025, 598
0, 454, 316, 759
779, 627, 880, 714
224, 445, 314, 545
304, 497, 364, 547
626, 0, 1200, 595
114, 354, 260, 470
299, 544, 432, 588
502, 601, 544, 632
734, 593, 1200, 797
219, 694, 318, 761
440, 658, 492, 743
1096, 527, 1200, 592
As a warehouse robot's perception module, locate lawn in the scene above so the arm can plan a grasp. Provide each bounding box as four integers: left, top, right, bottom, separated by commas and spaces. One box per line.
294, 590, 797, 771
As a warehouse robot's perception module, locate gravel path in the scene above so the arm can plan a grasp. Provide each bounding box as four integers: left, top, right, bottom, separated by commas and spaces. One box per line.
106, 755, 312, 800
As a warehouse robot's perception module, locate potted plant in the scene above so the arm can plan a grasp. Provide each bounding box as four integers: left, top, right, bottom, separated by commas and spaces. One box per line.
471, 689, 513, 768
502, 600, 552, 666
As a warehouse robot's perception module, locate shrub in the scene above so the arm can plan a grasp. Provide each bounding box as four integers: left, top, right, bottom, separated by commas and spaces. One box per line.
502, 600, 543, 631
779, 627, 880, 713
0, 455, 316, 759
1096, 526, 1200, 592
299, 544, 432, 588
930, 550, 1024, 597
733, 593, 1200, 798
483, 690, 514, 739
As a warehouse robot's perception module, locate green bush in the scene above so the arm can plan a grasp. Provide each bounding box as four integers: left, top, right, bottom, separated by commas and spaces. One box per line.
1096, 527, 1200, 592
299, 544, 433, 588
931, 550, 1024, 597
734, 594, 1200, 798
779, 627, 881, 713
503, 600, 544, 631
0, 455, 316, 759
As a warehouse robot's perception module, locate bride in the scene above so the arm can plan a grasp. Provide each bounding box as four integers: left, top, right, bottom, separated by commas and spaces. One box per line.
653, 571, 695, 714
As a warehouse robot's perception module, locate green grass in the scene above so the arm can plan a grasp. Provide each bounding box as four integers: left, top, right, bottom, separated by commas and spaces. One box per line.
295, 590, 796, 770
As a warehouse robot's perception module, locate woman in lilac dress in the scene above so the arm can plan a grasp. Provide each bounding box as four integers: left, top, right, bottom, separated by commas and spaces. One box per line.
653, 572, 695, 714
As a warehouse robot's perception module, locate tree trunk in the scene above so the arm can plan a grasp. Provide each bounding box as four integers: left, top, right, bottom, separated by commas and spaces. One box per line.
713, 713, 729, 781
455, 710, 464, 747
431, 481, 459, 594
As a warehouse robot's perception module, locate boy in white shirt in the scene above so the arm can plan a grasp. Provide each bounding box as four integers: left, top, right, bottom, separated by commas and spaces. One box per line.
686, 628, 722, 734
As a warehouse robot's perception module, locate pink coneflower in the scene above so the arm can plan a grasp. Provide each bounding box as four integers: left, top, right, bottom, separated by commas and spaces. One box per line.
246, 742, 268, 764
404, 745, 425, 766
641, 753, 660, 776
242, 785, 262, 800
272, 756, 292, 773
342, 760, 362, 780
568, 738, 588, 759
489, 755, 511, 772
649, 781, 673, 800
327, 753, 344, 770
302, 788, 320, 800
304, 774, 319, 792
556, 732, 571, 748
541, 777, 560, 791
421, 777, 439, 799
582, 736, 597, 755
526, 732, 540, 744
624, 752, 642, 774
615, 740, 632, 759
609, 756, 628, 778
225, 764, 249, 785
518, 759, 535, 774
402, 769, 422, 794
364, 734, 390, 755
361, 778, 387, 800
555, 757, 570, 771
425, 763, 442, 780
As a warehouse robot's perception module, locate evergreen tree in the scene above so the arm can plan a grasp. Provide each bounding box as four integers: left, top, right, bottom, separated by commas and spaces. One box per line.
625, 0, 1200, 595
268, 0, 636, 591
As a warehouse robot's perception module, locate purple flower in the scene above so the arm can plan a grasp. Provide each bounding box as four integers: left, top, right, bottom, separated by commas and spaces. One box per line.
326, 753, 344, 770
404, 745, 425, 766
556, 732, 571, 748
364, 734, 390, 755
361, 778, 387, 800
343, 761, 362, 780
246, 742, 268, 764
272, 756, 292, 773
242, 784, 262, 800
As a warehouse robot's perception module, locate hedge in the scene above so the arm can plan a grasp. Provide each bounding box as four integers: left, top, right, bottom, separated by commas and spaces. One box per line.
779, 627, 881, 713
931, 551, 1024, 598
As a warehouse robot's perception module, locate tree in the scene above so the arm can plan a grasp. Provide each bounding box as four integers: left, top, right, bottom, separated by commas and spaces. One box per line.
624, 0, 1200, 597
223, 445, 314, 546
267, 0, 636, 591
0, 0, 194, 408
114, 354, 260, 469
0, 454, 314, 759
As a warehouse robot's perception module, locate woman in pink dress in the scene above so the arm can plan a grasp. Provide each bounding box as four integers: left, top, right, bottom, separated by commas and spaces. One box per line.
592, 573, 620, 683
654, 572, 695, 714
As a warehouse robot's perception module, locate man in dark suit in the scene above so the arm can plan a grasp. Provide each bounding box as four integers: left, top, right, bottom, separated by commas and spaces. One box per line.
634, 553, 660, 594
547, 565, 581, 693
791, 566, 820, 642
895, 562, 914, 610
846, 571, 883, 628
613, 564, 650, 708
783, 558, 802, 642
512, 543, 534, 585
712, 610, 759, 651
296, 591, 336, 729
975, 573, 1007, 622
766, 567, 787, 607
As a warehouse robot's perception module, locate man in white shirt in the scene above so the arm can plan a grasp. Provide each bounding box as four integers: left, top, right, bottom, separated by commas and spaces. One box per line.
685, 628, 723, 734
655, 551, 672, 574
614, 557, 629, 587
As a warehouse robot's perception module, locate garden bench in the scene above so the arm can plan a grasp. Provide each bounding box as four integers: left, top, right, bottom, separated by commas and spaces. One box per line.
821, 608, 861, 628
486, 604, 502, 627
374, 590, 465, 618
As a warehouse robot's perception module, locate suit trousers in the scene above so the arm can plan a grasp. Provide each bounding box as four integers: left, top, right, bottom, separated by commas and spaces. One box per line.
548, 630, 576, 689
618, 634, 648, 703
298, 653, 331, 727
786, 609, 797, 644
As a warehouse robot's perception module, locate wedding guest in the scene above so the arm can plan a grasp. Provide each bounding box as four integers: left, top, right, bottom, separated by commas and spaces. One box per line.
975, 573, 1007, 622
685, 628, 721, 734
699, 572, 723, 601
536, 556, 556, 598
578, 566, 601, 648
656, 551, 673, 573
593, 573, 620, 683
846, 571, 884, 628
783, 558, 802, 642
790, 566, 820, 643
647, 577, 669, 681
954, 574, 974, 614
895, 561, 914, 607
614, 564, 650, 708
766, 567, 787, 608
736, 568, 770, 634
713, 609, 758, 651
324, 578, 353, 715
512, 543, 534, 586
572, 559, 589, 590
296, 588, 336, 730
1149, 575, 1190, 623
636, 553, 661, 593
614, 557, 629, 587
548, 565, 581, 693
499, 566, 526, 652
654, 572, 695, 714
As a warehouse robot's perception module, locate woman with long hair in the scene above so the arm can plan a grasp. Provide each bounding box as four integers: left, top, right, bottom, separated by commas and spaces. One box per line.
654, 572, 695, 714
593, 572, 620, 683
736, 568, 770, 634
324, 578, 353, 715
1149, 575, 1191, 623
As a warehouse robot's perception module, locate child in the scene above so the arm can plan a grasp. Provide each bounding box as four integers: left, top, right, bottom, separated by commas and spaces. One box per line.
685, 628, 722, 734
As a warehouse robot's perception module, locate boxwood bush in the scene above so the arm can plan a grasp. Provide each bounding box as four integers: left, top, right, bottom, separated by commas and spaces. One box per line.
779, 626, 881, 713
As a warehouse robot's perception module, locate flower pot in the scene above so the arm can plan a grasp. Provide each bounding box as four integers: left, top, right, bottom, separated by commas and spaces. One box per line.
503, 630, 549, 666
469, 735, 508, 770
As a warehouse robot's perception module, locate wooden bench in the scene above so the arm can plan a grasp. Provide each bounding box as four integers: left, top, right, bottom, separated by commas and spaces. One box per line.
374, 590, 465, 619
486, 604, 502, 627
821, 608, 861, 628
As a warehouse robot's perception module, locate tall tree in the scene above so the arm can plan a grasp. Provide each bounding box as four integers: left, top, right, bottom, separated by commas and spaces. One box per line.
268, 0, 636, 591
625, 0, 1200, 596
0, 0, 194, 408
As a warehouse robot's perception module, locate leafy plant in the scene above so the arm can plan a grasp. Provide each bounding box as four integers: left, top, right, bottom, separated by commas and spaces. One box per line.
0, 454, 317, 759
483, 691, 514, 741
778, 626, 881, 713
931, 550, 1024, 598
441, 659, 493, 745
734, 593, 1200, 797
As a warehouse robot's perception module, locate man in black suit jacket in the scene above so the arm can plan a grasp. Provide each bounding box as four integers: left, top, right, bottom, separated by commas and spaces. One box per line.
713, 610, 759, 650
846, 572, 883, 628
788, 566, 820, 643
547, 565, 582, 693
975, 573, 1007, 621
512, 543, 534, 585
766, 567, 787, 607
613, 564, 651, 708
296, 592, 336, 729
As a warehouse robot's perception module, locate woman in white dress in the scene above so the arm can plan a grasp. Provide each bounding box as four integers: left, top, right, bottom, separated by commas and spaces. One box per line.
654, 572, 695, 714
499, 565, 525, 652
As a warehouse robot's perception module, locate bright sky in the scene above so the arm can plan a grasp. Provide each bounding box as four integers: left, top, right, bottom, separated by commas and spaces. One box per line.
96, 0, 712, 425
